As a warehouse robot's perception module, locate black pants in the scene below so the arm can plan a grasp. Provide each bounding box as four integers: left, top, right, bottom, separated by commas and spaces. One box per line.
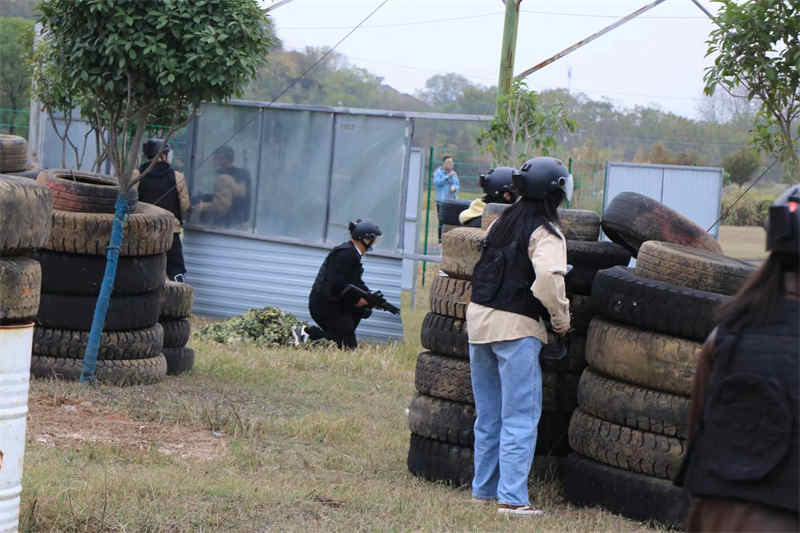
307, 307, 362, 350
167, 233, 186, 280
436, 201, 444, 243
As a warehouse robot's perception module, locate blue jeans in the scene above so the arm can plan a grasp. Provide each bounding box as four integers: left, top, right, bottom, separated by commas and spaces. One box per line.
469, 337, 543, 506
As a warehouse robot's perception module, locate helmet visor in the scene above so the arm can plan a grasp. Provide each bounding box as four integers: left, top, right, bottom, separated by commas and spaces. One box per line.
560, 174, 574, 203
366, 234, 382, 251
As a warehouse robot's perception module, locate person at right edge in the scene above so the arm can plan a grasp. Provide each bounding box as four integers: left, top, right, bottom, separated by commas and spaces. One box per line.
292, 220, 382, 350
138, 138, 190, 282
675, 185, 799, 532
466, 157, 572, 516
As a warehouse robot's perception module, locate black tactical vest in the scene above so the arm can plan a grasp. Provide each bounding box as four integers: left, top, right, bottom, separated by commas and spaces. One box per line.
137, 161, 181, 223
309, 242, 361, 308
681, 299, 799, 513
470, 217, 551, 321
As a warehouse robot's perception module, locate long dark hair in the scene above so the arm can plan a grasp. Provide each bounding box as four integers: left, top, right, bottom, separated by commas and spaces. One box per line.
714, 252, 799, 332
485, 191, 564, 248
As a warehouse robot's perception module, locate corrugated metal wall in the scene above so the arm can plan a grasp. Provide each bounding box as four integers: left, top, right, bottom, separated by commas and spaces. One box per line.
183, 229, 404, 342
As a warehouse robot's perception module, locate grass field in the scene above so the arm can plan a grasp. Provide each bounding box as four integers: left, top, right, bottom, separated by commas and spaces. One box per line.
19, 287, 669, 532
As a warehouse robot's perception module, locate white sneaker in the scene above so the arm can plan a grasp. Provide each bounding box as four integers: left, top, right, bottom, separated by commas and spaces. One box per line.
291, 326, 309, 346
497, 504, 544, 516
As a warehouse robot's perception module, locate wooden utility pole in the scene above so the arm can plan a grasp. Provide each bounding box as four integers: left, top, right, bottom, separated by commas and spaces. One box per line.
497, 0, 521, 111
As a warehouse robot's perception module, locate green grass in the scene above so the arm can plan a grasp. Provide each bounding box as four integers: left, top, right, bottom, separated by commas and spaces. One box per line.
19, 289, 667, 532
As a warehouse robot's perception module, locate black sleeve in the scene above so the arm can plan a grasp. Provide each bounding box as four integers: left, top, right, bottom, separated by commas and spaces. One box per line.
328, 248, 366, 299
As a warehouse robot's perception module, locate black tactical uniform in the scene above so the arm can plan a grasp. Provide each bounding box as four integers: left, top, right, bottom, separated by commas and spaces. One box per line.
303, 220, 382, 349
138, 139, 186, 280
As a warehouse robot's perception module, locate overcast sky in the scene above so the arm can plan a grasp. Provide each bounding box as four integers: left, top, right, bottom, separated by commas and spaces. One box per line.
263, 0, 721, 119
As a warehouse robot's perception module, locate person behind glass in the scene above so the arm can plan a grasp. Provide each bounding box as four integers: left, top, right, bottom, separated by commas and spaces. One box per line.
674, 185, 799, 532
138, 138, 190, 282
291, 220, 382, 350
458, 166, 518, 225
433, 155, 459, 242
192, 145, 251, 228
466, 157, 572, 516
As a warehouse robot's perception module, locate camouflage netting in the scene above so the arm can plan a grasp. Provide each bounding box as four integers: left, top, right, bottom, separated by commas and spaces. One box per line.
195, 307, 308, 346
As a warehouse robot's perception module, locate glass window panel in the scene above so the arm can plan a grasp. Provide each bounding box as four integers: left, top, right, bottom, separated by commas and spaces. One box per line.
254, 109, 333, 241
42, 114, 102, 172
326, 115, 408, 251
187, 104, 260, 232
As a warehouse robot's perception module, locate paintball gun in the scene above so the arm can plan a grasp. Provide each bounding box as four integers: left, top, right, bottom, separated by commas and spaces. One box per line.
341, 284, 401, 315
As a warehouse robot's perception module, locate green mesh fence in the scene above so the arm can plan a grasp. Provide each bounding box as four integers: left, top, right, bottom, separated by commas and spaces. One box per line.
0, 108, 29, 139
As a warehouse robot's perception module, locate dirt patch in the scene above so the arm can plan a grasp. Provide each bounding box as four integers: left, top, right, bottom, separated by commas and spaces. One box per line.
26, 392, 227, 461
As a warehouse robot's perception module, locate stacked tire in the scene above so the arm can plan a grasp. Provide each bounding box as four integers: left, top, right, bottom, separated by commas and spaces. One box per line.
0, 175, 53, 325
30, 170, 174, 386
160, 281, 195, 375
562, 192, 755, 527
0, 134, 40, 179
408, 205, 629, 485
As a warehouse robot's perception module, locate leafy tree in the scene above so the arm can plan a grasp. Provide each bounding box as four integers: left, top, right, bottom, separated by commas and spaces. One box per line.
416, 73, 473, 108
722, 147, 762, 185
0, 17, 34, 132
34, 0, 274, 381
704, 0, 799, 182
477, 79, 576, 167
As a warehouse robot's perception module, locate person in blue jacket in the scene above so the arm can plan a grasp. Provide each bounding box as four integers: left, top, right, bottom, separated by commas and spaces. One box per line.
433, 155, 460, 242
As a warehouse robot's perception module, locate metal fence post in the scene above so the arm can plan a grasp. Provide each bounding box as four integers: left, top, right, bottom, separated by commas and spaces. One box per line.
421, 146, 434, 288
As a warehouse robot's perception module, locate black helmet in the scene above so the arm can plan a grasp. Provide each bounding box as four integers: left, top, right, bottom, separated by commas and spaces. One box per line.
512, 157, 573, 202
142, 138, 170, 160
479, 167, 517, 204
767, 184, 800, 258
349, 219, 382, 250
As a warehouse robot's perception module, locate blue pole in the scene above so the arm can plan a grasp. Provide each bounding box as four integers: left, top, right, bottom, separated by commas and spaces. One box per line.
80, 193, 128, 382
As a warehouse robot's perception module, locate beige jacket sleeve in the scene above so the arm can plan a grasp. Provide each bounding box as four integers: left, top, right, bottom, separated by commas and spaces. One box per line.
529, 225, 571, 333
193, 174, 235, 218
174, 171, 190, 223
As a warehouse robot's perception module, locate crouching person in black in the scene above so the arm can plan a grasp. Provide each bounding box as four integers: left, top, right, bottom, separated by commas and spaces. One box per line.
292, 219, 382, 349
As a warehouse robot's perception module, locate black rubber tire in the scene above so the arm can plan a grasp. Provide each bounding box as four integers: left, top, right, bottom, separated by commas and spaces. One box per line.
37, 290, 162, 331
407, 433, 566, 487
565, 241, 631, 295
429, 275, 471, 319
568, 293, 593, 334
163, 346, 194, 375
0, 134, 28, 172
36, 169, 137, 213
415, 351, 473, 403
408, 394, 476, 447
160, 281, 194, 319
562, 453, 688, 529
407, 433, 474, 487
577, 369, 689, 439
6, 167, 42, 180
0, 257, 41, 323
0, 174, 53, 255
440, 227, 485, 280
587, 318, 701, 397
592, 266, 727, 342
33, 251, 166, 296
601, 191, 722, 256
568, 409, 686, 480
45, 202, 174, 257
437, 199, 472, 225
161, 318, 191, 348
420, 312, 468, 359
30, 354, 167, 386
635, 240, 755, 296
33, 323, 164, 360
414, 352, 578, 413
